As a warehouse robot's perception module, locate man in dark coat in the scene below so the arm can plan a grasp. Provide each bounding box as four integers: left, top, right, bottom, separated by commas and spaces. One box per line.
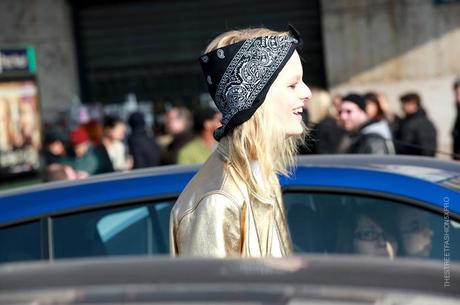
451, 79, 460, 160
394, 93, 437, 157
339, 93, 394, 154
128, 112, 162, 169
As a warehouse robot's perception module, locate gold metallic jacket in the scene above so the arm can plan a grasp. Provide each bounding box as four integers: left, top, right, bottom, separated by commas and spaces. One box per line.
170, 150, 293, 257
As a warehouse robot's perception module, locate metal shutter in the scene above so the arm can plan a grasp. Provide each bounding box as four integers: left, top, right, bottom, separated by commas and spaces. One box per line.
72, 0, 326, 105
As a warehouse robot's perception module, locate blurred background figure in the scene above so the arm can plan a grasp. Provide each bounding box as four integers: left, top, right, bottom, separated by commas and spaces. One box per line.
43, 163, 79, 182
376, 92, 396, 129
394, 93, 437, 157
102, 115, 132, 172
82, 119, 103, 146
331, 94, 342, 116
43, 129, 69, 166
363, 92, 395, 153
128, 111, 162, 169
451, 79, 460, 160
177, 107, 221, 164
364, 92, 395, 125
339, 93, 394, 154
163, 106, 194, 164
68, 127, 113, 176
299, 88, 345, 154
395, 207, 433, 259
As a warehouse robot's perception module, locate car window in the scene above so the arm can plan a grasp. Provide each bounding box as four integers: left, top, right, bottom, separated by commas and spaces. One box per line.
0, 221, 42, 263
284, 192, 460, 261
52, 200, 174, 259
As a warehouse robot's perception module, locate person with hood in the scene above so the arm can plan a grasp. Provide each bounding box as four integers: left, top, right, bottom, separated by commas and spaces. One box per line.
339, 93, 394, 154
127, 112, 162, 169
394, 93, 437, 156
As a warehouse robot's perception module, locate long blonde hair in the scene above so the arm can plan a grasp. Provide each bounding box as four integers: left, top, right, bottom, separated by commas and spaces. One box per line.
206, 27, 307, 198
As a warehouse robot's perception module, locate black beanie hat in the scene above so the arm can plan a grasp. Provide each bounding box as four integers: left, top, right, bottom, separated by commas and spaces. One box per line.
342, 93, 366, 112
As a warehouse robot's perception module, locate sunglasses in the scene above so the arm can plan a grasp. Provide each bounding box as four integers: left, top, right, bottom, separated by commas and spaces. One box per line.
353, 229, 386, 241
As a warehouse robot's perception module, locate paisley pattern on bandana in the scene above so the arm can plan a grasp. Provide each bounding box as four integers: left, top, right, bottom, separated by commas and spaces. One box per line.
213, 36, 298, 139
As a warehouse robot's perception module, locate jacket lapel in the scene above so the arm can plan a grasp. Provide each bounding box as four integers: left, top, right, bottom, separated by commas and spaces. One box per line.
248, 194, 274, 256
273, 189, 293, 255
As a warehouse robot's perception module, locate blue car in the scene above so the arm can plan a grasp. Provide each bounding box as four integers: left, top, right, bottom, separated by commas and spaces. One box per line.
1, 155, 459, 263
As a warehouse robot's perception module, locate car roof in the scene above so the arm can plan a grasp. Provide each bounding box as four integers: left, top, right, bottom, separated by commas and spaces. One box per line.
296, 154, 460, 183
0, 155, 459, 226
3, 155, 458, 196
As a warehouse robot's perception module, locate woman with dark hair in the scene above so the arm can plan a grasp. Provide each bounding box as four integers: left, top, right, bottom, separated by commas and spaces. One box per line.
362, 91, 396, 154
336, 206, 398, 259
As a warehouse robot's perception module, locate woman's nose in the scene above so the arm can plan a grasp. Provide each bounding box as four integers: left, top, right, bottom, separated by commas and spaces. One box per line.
299, 82, 312, 100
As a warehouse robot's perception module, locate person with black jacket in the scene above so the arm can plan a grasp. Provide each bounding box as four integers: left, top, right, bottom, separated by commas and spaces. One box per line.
127, 112, 162, 169
394, 93, 437, 157
451, 79, 460, 160
339, 93, 394, 154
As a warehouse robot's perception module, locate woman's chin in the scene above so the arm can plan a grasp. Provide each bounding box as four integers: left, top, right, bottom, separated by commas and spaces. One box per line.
285, 128, 305, 138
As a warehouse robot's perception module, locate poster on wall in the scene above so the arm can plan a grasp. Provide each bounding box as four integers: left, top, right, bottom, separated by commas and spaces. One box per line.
0, 81, 41, 176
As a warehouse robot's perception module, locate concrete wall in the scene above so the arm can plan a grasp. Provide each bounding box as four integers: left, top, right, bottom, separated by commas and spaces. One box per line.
0, 0, 79, 123
321, 0, 460, 156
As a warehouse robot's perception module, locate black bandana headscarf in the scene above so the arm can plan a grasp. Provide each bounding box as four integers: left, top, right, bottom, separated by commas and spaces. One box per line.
200, 25, 303, 140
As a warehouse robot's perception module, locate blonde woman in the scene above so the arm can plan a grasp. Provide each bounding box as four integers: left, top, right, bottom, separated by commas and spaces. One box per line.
170, 26, 311, 257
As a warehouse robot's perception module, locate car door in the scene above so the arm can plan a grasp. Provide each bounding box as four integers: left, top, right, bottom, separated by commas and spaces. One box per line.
0, 220, 44, 263
51, 198, 175, 259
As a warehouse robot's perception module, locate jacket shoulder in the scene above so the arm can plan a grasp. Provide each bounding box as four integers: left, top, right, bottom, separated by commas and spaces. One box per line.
176, 191, 241, 227
172, 191, 242, 257
171, 151, 245, 222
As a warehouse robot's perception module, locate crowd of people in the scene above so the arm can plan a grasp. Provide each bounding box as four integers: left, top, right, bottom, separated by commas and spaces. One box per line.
299, 82, 460, 157
42, 106, 221, 182
300, 89, 438, 156
41, 78, 460, 183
